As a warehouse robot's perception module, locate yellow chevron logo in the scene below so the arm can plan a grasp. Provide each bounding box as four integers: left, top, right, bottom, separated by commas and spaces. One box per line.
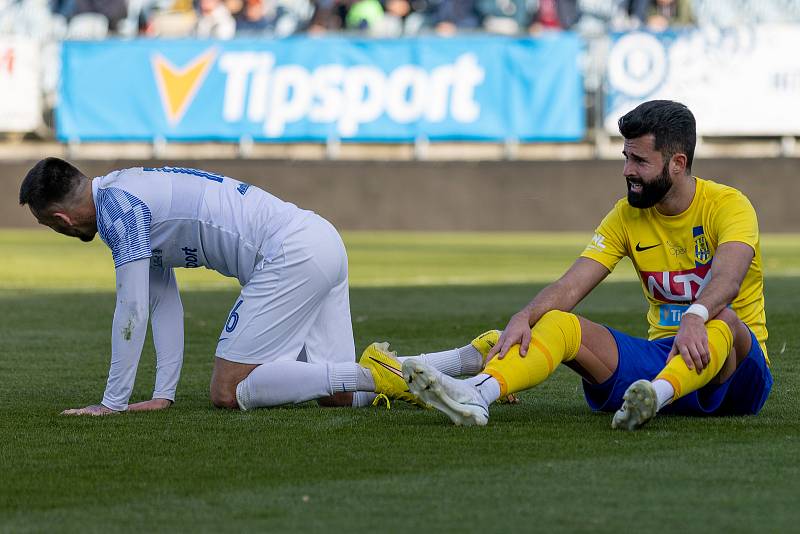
152, 48, 217, 126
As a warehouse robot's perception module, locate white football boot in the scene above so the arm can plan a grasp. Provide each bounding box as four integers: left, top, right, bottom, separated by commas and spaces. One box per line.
612, 379, 658, 430
402, 359, 489, 426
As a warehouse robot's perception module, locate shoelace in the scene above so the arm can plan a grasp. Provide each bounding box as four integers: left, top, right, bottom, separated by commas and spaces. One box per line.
371, 393, 391, 409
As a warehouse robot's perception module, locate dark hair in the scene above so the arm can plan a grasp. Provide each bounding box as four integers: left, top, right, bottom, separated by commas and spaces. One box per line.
618, 100, 696, 172
19, 157, 87, 212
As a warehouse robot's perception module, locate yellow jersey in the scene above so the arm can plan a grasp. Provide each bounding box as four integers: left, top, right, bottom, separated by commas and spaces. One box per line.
580, 177, 768, 359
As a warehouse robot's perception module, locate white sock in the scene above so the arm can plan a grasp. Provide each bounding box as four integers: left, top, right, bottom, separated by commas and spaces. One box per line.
352, 391, 378, 407
398, 344, 483, 377
236, 361, 361, 409
456, 345, 485, 376
464, 374, 501, 405
652, 379, 675, 411
356, 365, 375, 391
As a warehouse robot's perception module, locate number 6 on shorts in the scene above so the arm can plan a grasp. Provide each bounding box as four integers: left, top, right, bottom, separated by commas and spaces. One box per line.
225, 299, 244, 333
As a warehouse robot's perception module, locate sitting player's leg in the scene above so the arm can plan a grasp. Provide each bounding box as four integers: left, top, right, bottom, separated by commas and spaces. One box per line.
402, 310, 619, 425
612, 308, 747, 430
358, 330, 499, 406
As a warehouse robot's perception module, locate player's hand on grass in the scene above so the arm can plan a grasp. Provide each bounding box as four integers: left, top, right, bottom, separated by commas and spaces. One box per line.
488, 310, 532, 361
669, 314, 709, 374
61, 404, 119, 416
127, 398, 173, 412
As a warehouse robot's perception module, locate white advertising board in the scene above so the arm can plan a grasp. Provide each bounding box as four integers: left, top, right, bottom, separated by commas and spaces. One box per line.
605, 26, 800, 136
0, 38, 41, 133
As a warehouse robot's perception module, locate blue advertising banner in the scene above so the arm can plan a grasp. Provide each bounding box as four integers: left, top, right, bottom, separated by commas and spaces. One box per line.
58, 35, 584, 142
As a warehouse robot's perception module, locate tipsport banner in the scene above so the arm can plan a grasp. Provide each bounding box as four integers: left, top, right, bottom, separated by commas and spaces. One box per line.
57, 36, 584, 142
605, 25, 800, 136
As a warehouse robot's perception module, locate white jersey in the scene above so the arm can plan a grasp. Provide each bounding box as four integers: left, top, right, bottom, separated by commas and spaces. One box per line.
91, 166, 312, 410
93, 166, 310, 285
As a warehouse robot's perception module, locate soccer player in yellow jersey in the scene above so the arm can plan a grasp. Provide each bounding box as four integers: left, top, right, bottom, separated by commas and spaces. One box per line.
387, 100, 772, 429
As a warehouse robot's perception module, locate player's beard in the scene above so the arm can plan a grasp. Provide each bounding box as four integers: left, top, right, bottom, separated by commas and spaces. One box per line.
626, 163, 672, 209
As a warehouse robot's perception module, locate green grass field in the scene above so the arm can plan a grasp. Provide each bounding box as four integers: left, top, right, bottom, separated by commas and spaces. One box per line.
1, 230, 798, 532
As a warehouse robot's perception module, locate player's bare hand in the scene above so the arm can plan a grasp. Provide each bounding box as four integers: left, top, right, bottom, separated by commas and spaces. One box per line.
61, 404, 119, 416
127, 398, 173, 412
668, 314, 709, 374
487, 311, 532, 361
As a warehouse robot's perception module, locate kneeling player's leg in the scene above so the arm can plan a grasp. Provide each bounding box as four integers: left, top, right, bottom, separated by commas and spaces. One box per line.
210, 358, 258, 408
303, 261, 379, 408
230, 215, 374, 410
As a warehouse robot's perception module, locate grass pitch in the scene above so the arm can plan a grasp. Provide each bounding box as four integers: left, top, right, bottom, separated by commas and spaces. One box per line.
1, 230, 798, 532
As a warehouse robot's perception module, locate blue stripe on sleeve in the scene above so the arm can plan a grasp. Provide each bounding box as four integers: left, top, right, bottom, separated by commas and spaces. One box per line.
96, 187, 152, 268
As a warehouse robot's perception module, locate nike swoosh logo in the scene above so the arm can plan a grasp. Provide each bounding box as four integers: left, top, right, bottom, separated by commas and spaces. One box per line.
635, 242, 661, 252
218, 337, 228, 342
369, 356, 405, 379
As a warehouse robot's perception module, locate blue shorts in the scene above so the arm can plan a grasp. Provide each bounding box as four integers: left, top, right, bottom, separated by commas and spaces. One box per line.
583, 326, 772, 416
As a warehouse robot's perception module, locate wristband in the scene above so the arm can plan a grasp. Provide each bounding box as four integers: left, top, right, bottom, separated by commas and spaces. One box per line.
684, 303, 709, 322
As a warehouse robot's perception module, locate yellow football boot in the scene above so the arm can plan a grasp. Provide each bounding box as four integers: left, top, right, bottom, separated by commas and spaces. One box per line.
470, 329, 501, 364
359, 342, 429, 408
470, 329, 520, 404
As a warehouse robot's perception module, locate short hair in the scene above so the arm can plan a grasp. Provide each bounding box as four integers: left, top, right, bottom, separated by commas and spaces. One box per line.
618, 100, 696, 172
19, 157, 87, 213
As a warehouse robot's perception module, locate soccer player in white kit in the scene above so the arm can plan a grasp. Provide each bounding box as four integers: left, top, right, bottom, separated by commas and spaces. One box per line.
19, 158, 386, 415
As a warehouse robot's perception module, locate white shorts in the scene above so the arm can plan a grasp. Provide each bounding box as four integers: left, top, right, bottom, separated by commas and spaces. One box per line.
215, 214, 355, 365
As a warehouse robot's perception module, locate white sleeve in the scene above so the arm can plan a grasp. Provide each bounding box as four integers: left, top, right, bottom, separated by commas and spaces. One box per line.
149, 266, 184, 402
101, 258, 150, 411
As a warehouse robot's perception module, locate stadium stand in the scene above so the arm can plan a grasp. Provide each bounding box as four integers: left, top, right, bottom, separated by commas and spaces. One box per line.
0, 0, 799, 159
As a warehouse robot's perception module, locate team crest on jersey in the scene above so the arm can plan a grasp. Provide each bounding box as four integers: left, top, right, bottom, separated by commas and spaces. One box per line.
693, 225, 711, 266
152, 48, 217, 126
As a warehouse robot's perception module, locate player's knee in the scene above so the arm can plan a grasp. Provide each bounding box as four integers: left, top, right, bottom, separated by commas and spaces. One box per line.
539, 309, 572, 325
210, 386, 239, 409
710, 307, 741, 336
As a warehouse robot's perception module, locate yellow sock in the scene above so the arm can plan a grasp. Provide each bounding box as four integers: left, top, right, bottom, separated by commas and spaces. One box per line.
654, 319, 733, 401
483, 310, 581, 397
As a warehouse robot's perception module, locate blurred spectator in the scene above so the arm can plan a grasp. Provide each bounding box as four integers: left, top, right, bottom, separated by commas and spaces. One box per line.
621, 0, 648, 28
345, 0, 384, 31
528, 0, 579, 32
378, 0, 422, 35
53, 0, 128, 33
476, 0, 530, 34
235, 0, 278, 33
307, 0, 347, 32
424, 0, 480, 35
3, 0, 67, 39
146, 0, 197, 37
572, 0, 625, 37
144, 1, 196, 36
647, 0, 692, 31
225, 0, 244, 14
235, 0, 303, 35
195, 0, 236, 37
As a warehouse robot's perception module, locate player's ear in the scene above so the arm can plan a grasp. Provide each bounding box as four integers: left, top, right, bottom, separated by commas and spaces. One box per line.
52, 211, 74, 226
670, 153, 688, 175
